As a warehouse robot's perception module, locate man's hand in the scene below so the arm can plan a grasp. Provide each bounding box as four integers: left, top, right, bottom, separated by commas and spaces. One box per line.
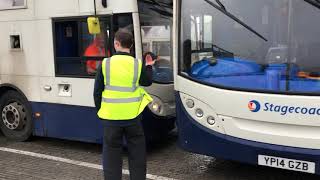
144, 52, 158, 66
145, 54, 155, 66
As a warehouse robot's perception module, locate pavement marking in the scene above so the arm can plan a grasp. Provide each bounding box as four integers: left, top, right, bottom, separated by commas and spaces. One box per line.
0, 147, 178, 180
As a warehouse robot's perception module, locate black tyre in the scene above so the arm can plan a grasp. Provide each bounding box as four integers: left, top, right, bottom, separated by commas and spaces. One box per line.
0, 90, 32, 141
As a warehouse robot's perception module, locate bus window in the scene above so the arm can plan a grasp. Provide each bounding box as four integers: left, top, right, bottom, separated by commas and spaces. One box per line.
152, 41, 170, 57
113, 13, 135, 56
54, 21, 81, 76
0, 0, 26, 10
54, 18, 111, 77
142, 42, 150, 54
12, 0, 24, 6
138, 0, 173, 83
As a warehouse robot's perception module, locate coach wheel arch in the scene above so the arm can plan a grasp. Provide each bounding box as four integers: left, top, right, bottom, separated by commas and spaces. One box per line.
0, 85, 33, 141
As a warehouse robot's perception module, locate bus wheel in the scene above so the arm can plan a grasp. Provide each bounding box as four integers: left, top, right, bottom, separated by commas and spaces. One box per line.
0, 90, 32, 141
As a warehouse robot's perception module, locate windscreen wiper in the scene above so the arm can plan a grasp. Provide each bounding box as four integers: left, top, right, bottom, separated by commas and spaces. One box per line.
150, 7, 173, 17
142, 0, 172, 8
204, 0, 268, 42
150, 0, 172, 13
144, 0, 173, 17
214, 0, 226, 11
304, 0, 320, 10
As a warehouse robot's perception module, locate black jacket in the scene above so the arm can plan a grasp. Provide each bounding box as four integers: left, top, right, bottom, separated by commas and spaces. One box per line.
93, 52, 153, 111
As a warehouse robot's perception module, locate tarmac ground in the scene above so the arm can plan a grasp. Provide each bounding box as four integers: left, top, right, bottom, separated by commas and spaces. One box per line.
0, 132, 319, 180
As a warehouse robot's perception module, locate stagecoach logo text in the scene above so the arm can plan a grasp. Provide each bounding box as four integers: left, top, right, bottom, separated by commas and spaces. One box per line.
248, 100, 320, 116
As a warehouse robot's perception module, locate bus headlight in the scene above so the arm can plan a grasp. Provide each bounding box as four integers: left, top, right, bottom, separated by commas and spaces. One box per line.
186, 99, 195, 108
195, 108, 204, 118
148, 96, 164, 116
151, 103, 160, 112
207, 116, 216, 125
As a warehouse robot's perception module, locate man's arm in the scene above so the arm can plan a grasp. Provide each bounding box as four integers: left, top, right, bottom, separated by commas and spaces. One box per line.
139, 58, 153, 87
93, 63, 104, 111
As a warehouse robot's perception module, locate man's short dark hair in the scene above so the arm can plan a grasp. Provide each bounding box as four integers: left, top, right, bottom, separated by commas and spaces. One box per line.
114, 28, 133, 49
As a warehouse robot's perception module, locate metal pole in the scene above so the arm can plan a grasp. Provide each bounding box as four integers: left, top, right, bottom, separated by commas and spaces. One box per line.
94, 0, 97, 16
286, 0, 293, 91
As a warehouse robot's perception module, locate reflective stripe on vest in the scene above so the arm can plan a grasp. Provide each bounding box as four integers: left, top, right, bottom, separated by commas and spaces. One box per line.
104, 58, 139, 92
102, 96, 142, 103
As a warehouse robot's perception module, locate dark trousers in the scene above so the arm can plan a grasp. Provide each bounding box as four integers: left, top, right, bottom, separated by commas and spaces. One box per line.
102, 118, 146, 180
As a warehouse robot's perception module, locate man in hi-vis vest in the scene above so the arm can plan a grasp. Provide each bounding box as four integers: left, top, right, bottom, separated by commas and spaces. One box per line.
94, 29, 154, 180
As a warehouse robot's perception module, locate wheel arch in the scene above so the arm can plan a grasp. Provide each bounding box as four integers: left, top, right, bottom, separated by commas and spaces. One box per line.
0, 84, 30, 102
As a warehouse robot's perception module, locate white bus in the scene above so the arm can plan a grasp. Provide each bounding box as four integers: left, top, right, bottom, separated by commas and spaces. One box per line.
173, 0, 320, 174
0, 0, 175, 143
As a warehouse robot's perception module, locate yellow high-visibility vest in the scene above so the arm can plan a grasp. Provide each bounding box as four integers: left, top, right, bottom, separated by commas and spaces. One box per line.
98, 55, 153, 120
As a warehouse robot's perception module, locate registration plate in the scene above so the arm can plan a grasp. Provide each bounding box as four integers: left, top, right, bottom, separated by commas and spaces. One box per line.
258, 155, 315, 174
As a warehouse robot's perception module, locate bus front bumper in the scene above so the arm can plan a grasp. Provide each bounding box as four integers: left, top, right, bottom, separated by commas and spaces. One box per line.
176, 94, 320, 175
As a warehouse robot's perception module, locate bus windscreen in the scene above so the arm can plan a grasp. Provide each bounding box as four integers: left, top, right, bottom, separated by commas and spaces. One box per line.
180, 0, 320, 94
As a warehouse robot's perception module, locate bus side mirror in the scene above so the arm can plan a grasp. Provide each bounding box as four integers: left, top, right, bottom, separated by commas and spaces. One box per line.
87, 17, 101, 34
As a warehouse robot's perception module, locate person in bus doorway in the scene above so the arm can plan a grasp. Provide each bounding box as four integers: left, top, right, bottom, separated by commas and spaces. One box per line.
84, 33, 106, 75
93, 28, 154, 180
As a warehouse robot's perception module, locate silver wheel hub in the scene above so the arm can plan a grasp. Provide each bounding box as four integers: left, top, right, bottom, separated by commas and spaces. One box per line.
2, 102, 26, 130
